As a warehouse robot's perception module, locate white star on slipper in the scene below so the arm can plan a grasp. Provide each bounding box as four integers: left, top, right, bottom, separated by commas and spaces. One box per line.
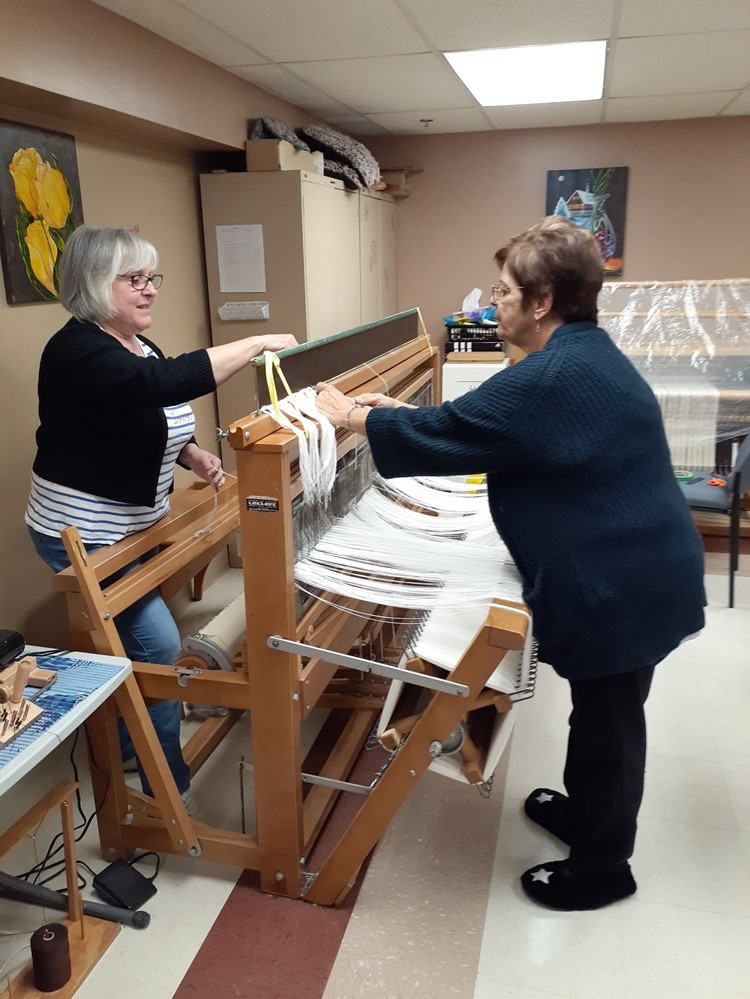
531, 867, 553, 884
535, 791, 554, 805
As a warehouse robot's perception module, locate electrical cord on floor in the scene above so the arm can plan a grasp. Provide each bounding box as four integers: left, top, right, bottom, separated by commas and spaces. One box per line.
128, 851, 161, 883
17, 729, 98, 887
12, 697, 164, 900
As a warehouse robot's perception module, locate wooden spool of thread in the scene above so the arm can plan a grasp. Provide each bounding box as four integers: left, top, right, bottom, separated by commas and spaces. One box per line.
30, 922, 71, 992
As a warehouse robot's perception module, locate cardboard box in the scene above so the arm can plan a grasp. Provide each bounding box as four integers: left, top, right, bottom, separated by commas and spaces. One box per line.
245, 139, 324, 174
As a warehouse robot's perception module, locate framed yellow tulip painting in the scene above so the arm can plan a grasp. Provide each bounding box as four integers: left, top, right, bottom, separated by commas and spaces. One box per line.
0, 120, 84, 304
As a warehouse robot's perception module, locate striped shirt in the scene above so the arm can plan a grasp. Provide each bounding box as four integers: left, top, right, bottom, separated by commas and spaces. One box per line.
26, 339, 196, 545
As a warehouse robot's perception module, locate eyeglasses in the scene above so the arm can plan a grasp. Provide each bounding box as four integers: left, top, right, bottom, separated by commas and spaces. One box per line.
120, 273, 163, 290
490, 281, 523, 301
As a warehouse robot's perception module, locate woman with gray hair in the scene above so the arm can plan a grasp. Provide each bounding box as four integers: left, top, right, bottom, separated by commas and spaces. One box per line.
26, 225, 296, 809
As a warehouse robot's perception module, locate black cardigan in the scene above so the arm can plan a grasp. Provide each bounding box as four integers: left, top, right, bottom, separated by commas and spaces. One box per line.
33, 317, 216, 507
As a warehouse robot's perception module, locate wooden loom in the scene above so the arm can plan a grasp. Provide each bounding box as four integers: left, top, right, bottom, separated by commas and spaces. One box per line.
55, 309, 530, 905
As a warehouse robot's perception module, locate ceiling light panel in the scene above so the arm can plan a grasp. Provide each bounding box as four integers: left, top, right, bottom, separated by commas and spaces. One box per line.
445, 40, 607, 106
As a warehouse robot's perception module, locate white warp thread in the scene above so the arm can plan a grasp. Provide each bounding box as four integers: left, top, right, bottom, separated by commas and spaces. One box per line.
260, 387, 337, 505
294, 475, 523, 612
651, 379, 719, 470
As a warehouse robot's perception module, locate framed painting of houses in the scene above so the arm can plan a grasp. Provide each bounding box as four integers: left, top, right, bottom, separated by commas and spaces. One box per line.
545, 167, 629, 277
0, 120, 84, 304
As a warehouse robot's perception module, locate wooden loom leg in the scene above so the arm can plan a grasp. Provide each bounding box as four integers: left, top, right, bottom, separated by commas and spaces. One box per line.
85, 696, 130, 861
235, 445, 305, 896
304, 613, 526, 906
61, 527, 198, 857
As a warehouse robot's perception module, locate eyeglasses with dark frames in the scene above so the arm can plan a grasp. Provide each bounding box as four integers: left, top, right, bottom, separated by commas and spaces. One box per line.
120, 273, 163, 291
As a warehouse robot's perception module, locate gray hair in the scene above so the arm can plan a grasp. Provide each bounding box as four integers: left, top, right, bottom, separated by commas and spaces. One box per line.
59, 225, 159, 322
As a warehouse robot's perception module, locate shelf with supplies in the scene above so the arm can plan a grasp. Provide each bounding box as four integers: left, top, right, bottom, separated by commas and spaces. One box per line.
443, 320, 504, 361
445, 322, 500, 343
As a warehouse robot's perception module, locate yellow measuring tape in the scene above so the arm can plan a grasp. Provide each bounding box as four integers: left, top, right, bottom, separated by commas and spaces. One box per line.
264, 351, 308, 435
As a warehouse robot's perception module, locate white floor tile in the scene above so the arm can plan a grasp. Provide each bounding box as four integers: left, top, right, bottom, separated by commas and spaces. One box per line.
633, 817, 750, 916
474, 981, 577, 999
622, 900, 750, 999
639, 753, 738, 829
723, 763, 750, 832
475, 877, 628, 999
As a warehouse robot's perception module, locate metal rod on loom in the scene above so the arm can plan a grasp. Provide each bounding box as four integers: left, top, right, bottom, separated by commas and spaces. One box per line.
267, 636, 470, 697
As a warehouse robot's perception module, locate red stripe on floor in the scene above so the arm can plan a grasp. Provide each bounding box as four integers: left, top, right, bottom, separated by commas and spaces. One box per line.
174, 736, 387, 998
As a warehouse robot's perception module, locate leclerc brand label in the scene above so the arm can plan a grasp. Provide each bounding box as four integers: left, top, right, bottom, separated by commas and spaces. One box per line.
246, 496, 279, 513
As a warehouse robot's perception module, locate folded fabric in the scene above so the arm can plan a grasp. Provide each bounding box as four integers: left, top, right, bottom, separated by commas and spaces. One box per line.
249, 116, 310, 151
297, 124, 380, 188
321, 157, 363, 190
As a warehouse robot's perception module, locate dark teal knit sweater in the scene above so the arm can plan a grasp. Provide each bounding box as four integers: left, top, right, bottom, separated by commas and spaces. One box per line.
366, 322, 706, 679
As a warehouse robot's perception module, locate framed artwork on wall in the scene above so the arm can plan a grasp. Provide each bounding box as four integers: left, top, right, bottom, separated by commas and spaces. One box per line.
545, 167, 629, 277
0, 120, 84, 304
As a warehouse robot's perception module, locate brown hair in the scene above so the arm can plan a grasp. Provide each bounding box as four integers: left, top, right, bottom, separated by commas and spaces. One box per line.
494, 216, 603, 323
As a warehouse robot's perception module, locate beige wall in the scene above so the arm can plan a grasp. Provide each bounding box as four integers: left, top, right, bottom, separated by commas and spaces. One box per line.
367, 118, 750, 339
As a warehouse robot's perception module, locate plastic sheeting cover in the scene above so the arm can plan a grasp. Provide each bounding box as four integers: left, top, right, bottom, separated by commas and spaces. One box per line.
599, 279, 750, 457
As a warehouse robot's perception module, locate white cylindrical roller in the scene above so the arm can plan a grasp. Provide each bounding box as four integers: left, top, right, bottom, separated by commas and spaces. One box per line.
180, 594, 246, 671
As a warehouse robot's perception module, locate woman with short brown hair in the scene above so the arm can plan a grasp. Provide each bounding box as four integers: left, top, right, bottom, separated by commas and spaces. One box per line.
315, 216, 705, 911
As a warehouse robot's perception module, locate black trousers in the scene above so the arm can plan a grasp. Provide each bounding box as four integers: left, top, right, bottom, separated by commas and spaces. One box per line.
564, 662, 657, 871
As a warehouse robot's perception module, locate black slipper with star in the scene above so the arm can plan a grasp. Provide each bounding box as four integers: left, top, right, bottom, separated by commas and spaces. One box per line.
521, 859, 637, 910
523, 788, 572, 845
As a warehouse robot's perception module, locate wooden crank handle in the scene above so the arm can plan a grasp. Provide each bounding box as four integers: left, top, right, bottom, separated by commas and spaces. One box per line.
11, 657, 35, 703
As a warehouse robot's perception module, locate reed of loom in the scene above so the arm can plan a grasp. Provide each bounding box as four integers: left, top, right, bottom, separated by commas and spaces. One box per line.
52, 309, 530, 905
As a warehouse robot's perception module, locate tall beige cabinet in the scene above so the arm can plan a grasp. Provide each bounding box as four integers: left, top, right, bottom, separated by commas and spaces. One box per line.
199, 169, 397, 447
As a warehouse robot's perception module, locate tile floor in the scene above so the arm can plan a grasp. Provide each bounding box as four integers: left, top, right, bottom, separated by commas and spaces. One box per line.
1, 561, 748, 998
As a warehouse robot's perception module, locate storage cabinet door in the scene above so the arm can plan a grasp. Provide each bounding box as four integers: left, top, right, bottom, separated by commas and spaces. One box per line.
360, 192, 397, 325
302, 181, 361, 342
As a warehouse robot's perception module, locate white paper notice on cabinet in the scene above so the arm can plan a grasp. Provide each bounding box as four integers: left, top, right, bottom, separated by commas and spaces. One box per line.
216, 224, 266, 293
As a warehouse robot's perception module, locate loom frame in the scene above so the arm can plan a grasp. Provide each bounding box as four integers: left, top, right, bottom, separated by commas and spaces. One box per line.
54, 309, 530, 904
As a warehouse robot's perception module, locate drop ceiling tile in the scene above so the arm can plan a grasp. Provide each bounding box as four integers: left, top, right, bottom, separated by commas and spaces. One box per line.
179, 0, 428, 62
366, 107, 493, 134
611, 32, 750, 97
605, 92, 738, 122
92, 0, 267, 64
324, 115, 392, 136
619, 0, 750, 37
721, 90, 750, 115
287, 54, 474, 114
231, 64, 354, 116
399, 0, 614, 50
484, 101, 603, 129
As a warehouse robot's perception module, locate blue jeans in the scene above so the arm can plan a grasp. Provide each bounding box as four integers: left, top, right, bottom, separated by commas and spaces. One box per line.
28, 526, 190, 794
